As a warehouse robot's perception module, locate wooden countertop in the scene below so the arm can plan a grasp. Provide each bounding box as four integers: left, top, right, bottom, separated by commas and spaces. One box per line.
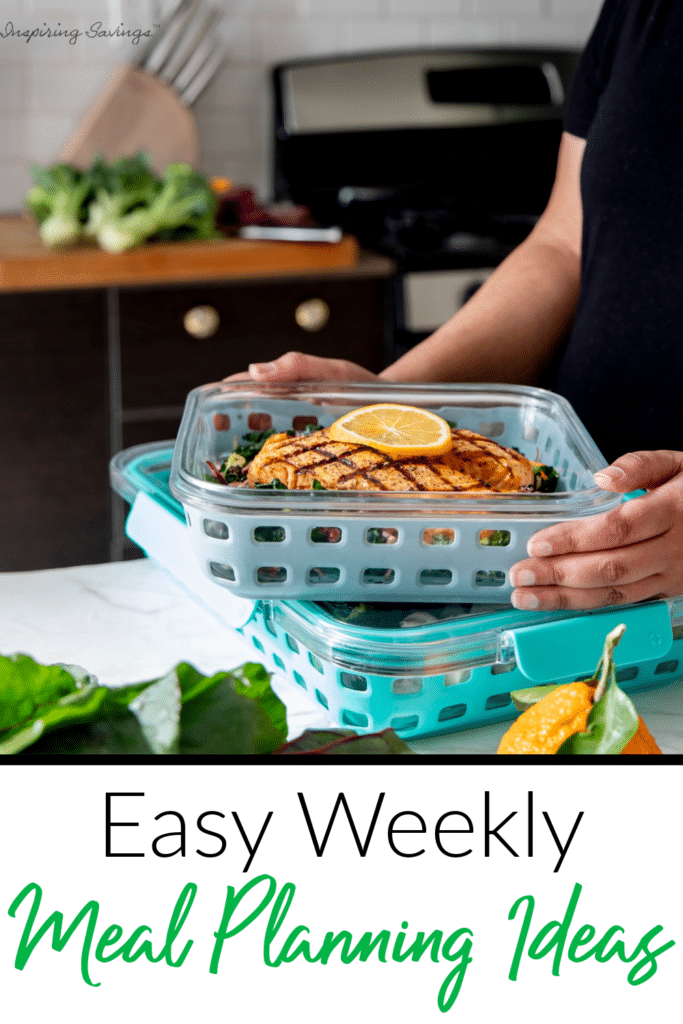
0, 215, 394, 292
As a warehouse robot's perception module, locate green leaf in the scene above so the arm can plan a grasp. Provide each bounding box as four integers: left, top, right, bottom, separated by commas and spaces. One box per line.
479, 530, 511, 547
533, 464, 560, 492
96, 662, 287, 756
510, 683, 565, 713
177, 674, 284, 755
275, 728, 416, 756
231, 662, 287, 739
176, 662, 227, 702
0, 654, 93, 731
0, 654, 286, 757
0, 682, 114, 754
128, 668, 182, 755
556, 678, 639, 755
25, 713, 153, 756
253, 478, 287, 490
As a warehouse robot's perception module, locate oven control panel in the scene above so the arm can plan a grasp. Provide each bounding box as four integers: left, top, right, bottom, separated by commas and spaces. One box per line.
402, 267, 495, 333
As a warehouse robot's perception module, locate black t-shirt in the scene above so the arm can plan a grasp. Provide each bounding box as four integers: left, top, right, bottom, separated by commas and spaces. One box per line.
550, 0, 683, 463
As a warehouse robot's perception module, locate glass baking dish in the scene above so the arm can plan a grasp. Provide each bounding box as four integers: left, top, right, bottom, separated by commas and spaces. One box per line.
169, 381, 622, 601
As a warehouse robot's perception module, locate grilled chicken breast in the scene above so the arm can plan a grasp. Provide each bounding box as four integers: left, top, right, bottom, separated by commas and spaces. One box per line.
441, 428, 534, 490
246, 427, 534, 492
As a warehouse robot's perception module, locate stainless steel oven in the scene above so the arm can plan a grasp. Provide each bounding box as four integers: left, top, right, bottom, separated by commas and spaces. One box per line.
271, 46, 580, 357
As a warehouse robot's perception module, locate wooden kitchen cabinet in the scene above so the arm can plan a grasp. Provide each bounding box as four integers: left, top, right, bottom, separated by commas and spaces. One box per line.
0, 253, 393, 571
118, 274, 388, 412
0, 289, 110, 570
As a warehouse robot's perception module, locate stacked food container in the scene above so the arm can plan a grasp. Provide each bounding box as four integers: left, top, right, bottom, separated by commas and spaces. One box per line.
110, 382, 683, 741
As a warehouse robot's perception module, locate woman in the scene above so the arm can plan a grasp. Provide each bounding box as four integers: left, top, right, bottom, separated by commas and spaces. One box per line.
227, 0, 683, 612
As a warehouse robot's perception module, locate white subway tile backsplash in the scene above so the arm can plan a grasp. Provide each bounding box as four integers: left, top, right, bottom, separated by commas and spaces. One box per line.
6, 0, 596, 199
0, 162, 33, 212
257, 17, 340, 63
390, 0, 470, 13
195, 107, 257, 155
196, 62, 267, 111
200, 152, 256, 177
0, 117, 26, 161
308, 0, 382, 14
27, 61, 113, 113
0, 62, 26, 112
551, 0, 602, 14
197, 15, 258, 64
71, 36, 152, 67
20, 1, 151, 29
426, 19, 505, 45
474, 0, 542, 15
504, 17, 593, 44
233, 0, 300, 12
21, 0, 114, 9
0, 28, 64, 60
24, 112, 74, 162
1, 2, 23, 18
340, 17, 423, 51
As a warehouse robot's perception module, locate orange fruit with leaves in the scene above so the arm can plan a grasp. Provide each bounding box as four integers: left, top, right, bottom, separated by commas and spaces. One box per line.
498, 624, 662, 756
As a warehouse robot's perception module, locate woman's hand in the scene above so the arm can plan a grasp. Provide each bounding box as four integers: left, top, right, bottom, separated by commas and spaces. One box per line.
223, 351, 379, 384
509, 450, 683, 610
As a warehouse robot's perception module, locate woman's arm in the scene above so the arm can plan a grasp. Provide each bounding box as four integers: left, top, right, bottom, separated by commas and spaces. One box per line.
381, 131, 585, 385
227, 132, 586, 385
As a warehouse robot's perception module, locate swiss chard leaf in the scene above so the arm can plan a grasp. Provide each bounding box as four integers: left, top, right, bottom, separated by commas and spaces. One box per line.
155, 661, 287, 755
177, 673, 284, 755
23, 712, 153, 756
0, 654, 95, 731
231, 662, 287, 739
128, 667, 182, 755
105, 663, 287, 756
0, 654, 414, 757
275, 728, 415, 756
0, 655, 287, 756
0, 682, 113, 754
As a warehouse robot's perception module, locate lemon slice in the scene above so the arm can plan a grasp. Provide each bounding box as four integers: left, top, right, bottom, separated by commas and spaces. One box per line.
328, 404, 453, 457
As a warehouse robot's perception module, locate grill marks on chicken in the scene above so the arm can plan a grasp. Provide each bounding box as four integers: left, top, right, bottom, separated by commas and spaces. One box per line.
245, 427, 534, 492
441, 429, 534, 491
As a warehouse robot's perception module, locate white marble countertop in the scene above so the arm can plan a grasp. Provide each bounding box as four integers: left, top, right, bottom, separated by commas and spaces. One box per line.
1, 558, 681, 755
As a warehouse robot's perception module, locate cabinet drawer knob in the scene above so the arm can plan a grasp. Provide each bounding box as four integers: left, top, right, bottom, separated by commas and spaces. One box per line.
294, 298, 330, 332
183, 305, 220, 338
